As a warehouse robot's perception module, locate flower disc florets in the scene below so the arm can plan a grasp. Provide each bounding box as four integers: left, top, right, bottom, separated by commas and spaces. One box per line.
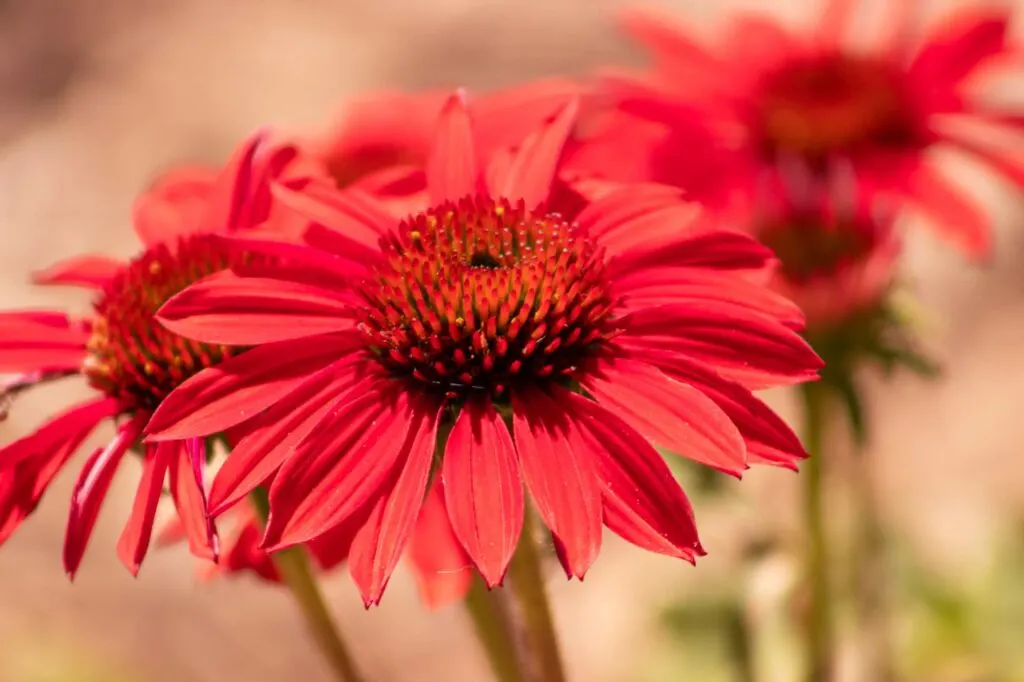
84, 234, 244, 410
755, 54, 923, 163
358, 196, 621, 399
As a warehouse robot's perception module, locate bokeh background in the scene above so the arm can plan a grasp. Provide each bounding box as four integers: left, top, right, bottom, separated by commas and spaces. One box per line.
1, 0, 1023, 680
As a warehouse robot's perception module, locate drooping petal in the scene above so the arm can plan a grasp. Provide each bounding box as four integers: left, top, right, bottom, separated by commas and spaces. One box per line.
144, 332, 359, 440
168, 438, 217, 562
442, 398, 524, 587
427, 91, 481, 205
640, 349, 806, 469
581, 355, 747, 476
564, 391, 704, 561
620, 303, 822, 389
487, 100, 579, 210
512, 390, 602, 579
0, 312, 90, 373
347, 396, 441, 606
64, 414, 147, 578
0, 397, 119, 471
262, 377, 408, 548
32, 255, 124, 289
406, 482, 473, 609
905, 161, 990, 256
116, 442, 174, 576
157, 270, 356, 346
208, 362, 361, 515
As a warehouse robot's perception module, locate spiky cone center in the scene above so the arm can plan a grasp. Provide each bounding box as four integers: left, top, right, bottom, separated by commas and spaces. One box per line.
759, 213, 875, 285
84, 234, 243, 411
358, 195, 621, 401
754, 53, 922, 163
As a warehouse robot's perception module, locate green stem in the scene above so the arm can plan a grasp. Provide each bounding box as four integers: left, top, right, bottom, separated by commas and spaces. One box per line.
251, 491, 365, 682
801, 384, 834, 682
465, 577, 527, 682
506, 513, 567, 682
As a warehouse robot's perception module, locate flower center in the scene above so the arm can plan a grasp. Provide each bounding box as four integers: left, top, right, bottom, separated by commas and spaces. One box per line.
759, 213, 875, 284
358, 196, 620, 400
84, 234, 244, 411
754, 53, 921, 163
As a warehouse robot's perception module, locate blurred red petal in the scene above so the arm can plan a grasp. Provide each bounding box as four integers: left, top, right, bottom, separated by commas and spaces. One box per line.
427, 92, 481, 204
32, 255, 124, 289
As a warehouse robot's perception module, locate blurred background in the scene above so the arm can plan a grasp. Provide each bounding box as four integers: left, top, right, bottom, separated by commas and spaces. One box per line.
1, 0, 1023, 680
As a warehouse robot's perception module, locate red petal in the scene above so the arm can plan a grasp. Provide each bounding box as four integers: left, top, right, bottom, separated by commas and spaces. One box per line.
427, 91, 481, 205
406, 482, 473, 609
910, 9, 1010, 87
512, 390, 602, 579
442, 399, 524, 587
208, 363, 361, 515
0, 312, 89, 373
487, 99, 579, 209
157, 270, 355, 346
618, 9, 721, 80
32, 255, 124, 289
582, 355, 746, 476
132, 166, 218, 247
64, 414, 147, 578
271, 181, 393, 262
621, 303, 822, 389
616, 268, 805, 328
210, 234, 358, 288
116, 442, 174, 576
168, 438, 217, 562
565, 392, 703, 561
641, 350, 806, 469
263, 377, 407, 548
144, 332, 358, 440
347, 397, 440, 607
474, 78, 589, 154
905, 161, 990, 257
608, 229, 776, 280
817, 0, 855, 47
0, 397, 119, 471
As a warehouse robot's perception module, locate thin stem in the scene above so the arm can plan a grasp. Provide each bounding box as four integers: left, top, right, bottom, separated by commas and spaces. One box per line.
250, 491, 365, 682
801, 383, 834, 682
465, 577, 527, 682
506, 513, 567, 682
851, 454, 896, 682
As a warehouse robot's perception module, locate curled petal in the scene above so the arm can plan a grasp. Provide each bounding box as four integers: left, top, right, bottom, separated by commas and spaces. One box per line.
117, 443, 174, 576
64, 414, 147, 578
168, 439, 218, 562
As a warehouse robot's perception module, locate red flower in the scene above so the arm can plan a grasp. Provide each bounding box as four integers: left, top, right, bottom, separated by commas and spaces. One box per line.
147, 91, 822, 606
568, 0, 1024, 256
158, 481, 472, 608
0, 133, 308, 578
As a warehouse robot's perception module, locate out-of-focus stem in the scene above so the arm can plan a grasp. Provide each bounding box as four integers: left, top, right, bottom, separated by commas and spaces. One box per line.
801, 383, 834, 682
465, 577, 527, 682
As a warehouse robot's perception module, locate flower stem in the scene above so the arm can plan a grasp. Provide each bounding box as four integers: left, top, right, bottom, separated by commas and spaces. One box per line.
465, 577, 527, 682
801, 383, 834, 682
250, 491, 365, 682
506, 513, 567, 682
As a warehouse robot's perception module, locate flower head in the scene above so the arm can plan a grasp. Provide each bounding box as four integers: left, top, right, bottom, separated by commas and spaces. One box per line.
148, 90, 822, 606
0, 133, 304, 577
569, 0, 1024, 256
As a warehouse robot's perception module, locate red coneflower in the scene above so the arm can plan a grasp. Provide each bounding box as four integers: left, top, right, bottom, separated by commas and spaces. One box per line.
158, 482, 473, 608
0, 133, 307, 577
146, 91, 822, 606
570, 0, 1024, 256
